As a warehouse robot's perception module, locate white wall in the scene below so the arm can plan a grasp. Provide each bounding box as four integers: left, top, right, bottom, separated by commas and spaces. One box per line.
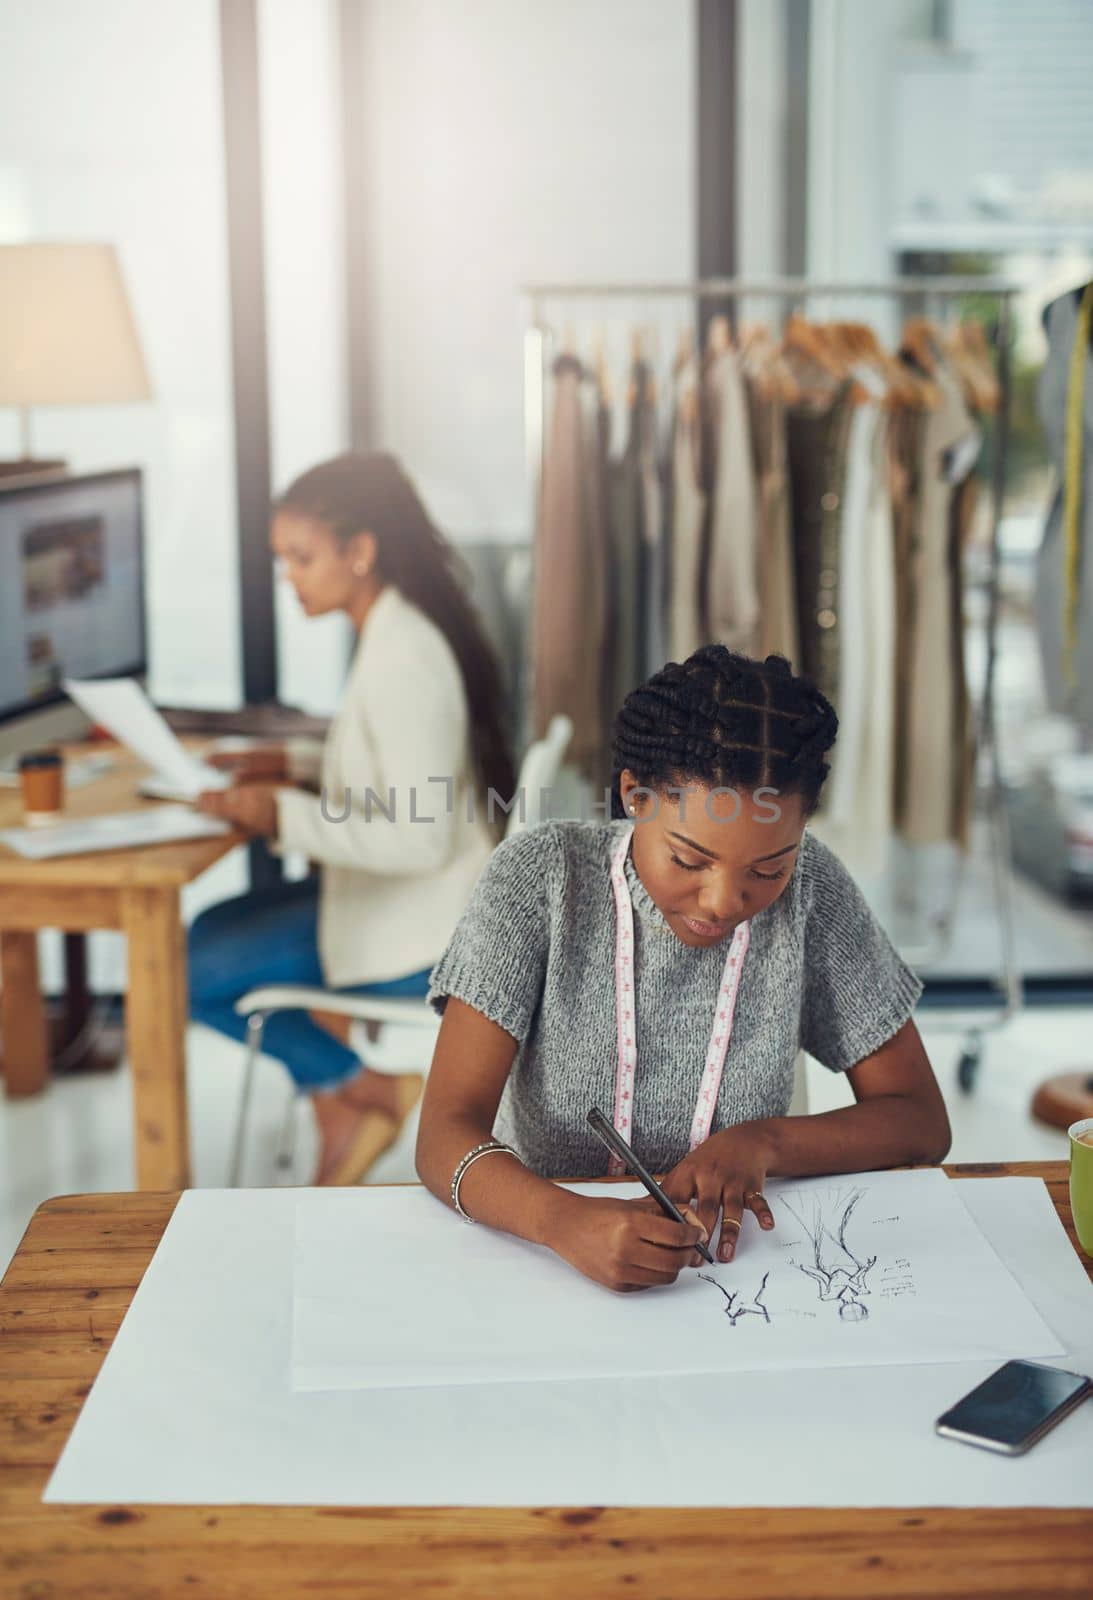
1, 0, 697, 711
736, 0, 788, 282
0, 0, 242, 710
894, 0, 1093, 226
950, 0, 1093, 209
357, 0, 695, 543
259, 0, 353, 715
0, 0, 361, 724
0, 0, 252, 994
805, 0, 910, 336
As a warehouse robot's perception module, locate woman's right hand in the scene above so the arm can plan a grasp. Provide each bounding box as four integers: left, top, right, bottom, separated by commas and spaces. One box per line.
206, 745, 288, 782
547, 1193, 707, 1293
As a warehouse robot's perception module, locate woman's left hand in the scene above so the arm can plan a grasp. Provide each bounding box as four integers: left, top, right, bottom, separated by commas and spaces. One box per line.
659, 1123, 778, 1265
195, 784, 280, 838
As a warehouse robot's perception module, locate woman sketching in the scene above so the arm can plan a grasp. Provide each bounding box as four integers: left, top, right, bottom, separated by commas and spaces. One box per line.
416, 647, 951, 1291
189, 452, 513, 1185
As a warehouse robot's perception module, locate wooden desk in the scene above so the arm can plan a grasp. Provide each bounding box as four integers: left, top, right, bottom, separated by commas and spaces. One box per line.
0, 745, 241, 1188
1, 1162, 1090, 1599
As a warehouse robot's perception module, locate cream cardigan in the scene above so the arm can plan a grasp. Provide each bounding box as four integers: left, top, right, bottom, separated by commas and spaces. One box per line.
273, 586, 497, 988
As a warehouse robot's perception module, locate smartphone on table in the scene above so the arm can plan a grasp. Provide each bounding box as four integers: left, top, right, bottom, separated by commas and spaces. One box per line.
935, 1360, 1092, 1455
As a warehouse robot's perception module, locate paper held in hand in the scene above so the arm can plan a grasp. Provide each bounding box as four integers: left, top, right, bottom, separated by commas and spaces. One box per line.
64, 676, 229, 800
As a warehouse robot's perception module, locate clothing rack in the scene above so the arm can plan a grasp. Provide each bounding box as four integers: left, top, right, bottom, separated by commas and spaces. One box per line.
522, 276, 1021, 1088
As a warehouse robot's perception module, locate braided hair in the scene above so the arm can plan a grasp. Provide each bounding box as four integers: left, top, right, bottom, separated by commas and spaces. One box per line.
611, 647, 838, 819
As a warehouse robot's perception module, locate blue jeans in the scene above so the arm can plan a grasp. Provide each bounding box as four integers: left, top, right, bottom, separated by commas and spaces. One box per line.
187, 876, 431, 1090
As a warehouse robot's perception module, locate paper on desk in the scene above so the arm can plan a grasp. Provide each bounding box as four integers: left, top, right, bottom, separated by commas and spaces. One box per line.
42, 1177, 1093, 1507
290, 1168, 1063, 1391
64, 677, 228, 799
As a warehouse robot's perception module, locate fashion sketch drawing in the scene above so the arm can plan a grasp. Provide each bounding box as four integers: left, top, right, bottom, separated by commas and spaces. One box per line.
781, 1186, 877, 1322
697, 1270, 772, 1326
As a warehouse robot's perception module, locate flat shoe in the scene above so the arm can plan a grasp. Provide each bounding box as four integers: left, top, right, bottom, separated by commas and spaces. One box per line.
316, 1109, 400, 1186
316, 1072, 425, 1186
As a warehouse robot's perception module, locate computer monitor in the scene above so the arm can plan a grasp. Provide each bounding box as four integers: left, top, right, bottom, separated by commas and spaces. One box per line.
0, 469, 145, 757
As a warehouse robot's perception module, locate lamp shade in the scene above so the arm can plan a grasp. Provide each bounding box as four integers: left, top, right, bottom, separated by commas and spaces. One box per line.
0, 242, 152, 406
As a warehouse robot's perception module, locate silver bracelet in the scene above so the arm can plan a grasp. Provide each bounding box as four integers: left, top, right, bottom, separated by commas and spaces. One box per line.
450, 1139, 518, 1223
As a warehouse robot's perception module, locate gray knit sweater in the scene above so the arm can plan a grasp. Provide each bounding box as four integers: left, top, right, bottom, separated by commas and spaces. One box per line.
427, 819, 922, 1178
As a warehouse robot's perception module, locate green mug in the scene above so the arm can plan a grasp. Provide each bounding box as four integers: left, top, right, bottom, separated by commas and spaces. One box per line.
1069, 1117, 1093, 1257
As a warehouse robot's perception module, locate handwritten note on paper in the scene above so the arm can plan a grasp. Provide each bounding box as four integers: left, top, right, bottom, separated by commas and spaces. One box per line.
290, 1168, 1065, 1393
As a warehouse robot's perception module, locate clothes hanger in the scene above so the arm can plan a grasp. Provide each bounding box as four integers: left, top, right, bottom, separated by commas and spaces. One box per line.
949, 321, 1000, 413
834, 322, 921, 411
737, 323, 773, 396
589, 327, 613, 409
705, 313, 732, 358
673, 325, 700, 426
737, 324, 788, 403
900, 316, 941, 375
784, 315, 847, 376
675, 324, 695, 369
781, 315, 846, 404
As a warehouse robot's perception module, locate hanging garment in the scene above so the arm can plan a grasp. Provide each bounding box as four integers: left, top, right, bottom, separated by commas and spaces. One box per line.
816, 398, 895, 880
532, 353, 608, 780
1035, 284, 1093, 727
889, 404, 926, 831
746, 376, 799, 667
949, 469, 979, 849
898, 357, 978, 847
666, 352, 707, 663
637, 365, 667, 680
581, 365, 615, 784
705, 346, 760, 656
608, 363, 651, 715
787, 382, 854, 705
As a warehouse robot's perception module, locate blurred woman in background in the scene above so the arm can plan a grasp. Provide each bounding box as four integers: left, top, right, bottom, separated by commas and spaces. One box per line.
190, 452, 514, 1184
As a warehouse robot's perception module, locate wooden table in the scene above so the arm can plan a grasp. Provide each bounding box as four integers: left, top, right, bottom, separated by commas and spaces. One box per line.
0, 744, 241, 1188
1, 1162, 1090, 1599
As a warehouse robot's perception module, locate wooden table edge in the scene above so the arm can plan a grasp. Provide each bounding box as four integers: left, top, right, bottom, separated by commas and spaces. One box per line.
15, 1155, 1076, 1216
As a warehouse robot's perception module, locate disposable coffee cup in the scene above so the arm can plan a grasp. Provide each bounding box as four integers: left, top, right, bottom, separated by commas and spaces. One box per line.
18, 749, 64, 827
1069, 1117, 1093, 1259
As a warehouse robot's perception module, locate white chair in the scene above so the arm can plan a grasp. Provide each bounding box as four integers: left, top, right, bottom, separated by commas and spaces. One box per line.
227, 714, 574, 1183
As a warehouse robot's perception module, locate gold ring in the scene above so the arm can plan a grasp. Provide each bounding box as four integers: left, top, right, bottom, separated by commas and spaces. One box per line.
744, 1190, 766, 1204
721, 1217, 742, 1231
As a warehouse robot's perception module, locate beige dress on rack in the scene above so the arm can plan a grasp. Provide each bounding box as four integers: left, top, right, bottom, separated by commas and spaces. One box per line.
705, 346, 760, 655
667, 352, 707, 663
815, 394, 895, 880
746, 377, 799, 666
898, 359, 978, 847
531, 353, 609, 781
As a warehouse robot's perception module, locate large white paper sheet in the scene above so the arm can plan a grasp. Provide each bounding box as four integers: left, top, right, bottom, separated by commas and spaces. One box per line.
44, 1178, 1093, 1507
291, 1170, 1063, 1391
64, 677, 228, 799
